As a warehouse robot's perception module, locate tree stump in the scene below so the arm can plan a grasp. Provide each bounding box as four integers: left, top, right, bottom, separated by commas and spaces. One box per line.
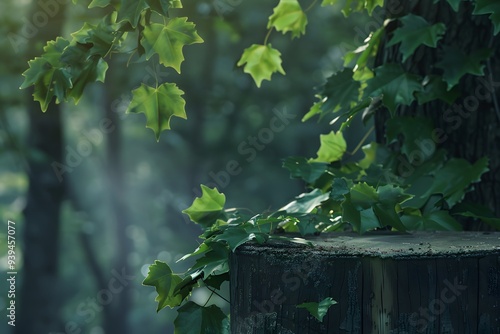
230, 232, 500, 333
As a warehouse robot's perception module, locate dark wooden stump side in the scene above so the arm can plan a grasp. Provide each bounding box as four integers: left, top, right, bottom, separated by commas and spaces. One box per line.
230, 232, 500, 334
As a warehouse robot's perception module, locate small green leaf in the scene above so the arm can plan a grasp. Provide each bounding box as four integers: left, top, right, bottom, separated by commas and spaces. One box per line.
68, 57, 109, 103
117, 0, 148, 28
373, 203, 406, 231
377, 184, 413, 206
126, 83, 186, 140
268, 0, 308, 39
297, 297, 337, 322
416, 75, 460, 105
282, 157, 328, 184
345, 21, 388, 72
190, 242, 229, 276
182, 185, 226, 228
310, 131, 347, 163
330, 178, 351, 201
436, 46, 492, 89
364, 63, 422, 115
424, 157, 489, 207
318, 69, 361, 114
385, 116, 435, 163
280, 189, 330, 214
350, 182, 378, 210
213, 227, 258, 252
426, 211, 463, 230
141, 18, 204, 73
146, 0, 171, 15
237, 44, 285, 87
203, 273, 229, 290
473, 0, 500, 34
451, 202, 500, 230
142, 260, 183, 312
387, 14, 446, 62
174, 302, 229, 334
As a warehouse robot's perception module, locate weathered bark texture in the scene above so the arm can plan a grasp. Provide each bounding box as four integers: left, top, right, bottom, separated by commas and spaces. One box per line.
16, 2, 67, 334
230, 232, 500, 333
374, 1, 500, 229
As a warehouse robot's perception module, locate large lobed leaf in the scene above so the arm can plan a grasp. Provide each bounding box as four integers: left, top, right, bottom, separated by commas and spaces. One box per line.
237, 44, 286, 87
141, 18, 204, 73
126, 83, 187, 140
473, 0, 500, 35
310, 131, 347, 163
297, 297, 337, 322
436, 46, 492, 90
174, 301, 229, 334
387, 14, 446, 62
268, 0, 308, 39
364, 63, 422, 115
182, 185, 226, 228
142, 260, 183, 312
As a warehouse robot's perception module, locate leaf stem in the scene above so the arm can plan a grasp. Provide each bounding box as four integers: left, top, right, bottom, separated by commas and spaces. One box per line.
205, 286, 230, 304
264, 28, 273, 45
203, 289, 215, 307
347, 125, 374, 156
305, 0, 318, 12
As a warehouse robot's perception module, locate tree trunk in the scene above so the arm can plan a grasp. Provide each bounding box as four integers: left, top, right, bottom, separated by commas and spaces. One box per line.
230, 232, 500, 333
102, 64, 132, 334
16, 2, 66, 333
374, 0, 500, 229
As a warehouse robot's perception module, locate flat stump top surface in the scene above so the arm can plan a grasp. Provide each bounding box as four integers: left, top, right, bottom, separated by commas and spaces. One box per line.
241, 231, 500, 258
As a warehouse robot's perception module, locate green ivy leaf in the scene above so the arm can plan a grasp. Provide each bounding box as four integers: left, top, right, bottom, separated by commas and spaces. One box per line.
330, 178, 351, 201
126, 83, 186, 140
297, 297, 337, 322
182, 185, 226, 228
68, 57, 109, 103
268, 0, 308, 39
22, 39, 80, 111
318, 69, 361, 114
213, 226, 261, 252
387, 14, 446, 62
237, 44, 286, 87
473, 0, 500, 35
345, 23, 386, 72
283, 157, 328, 184
141, 18, 204, 73
310, 131, 347, 163
117, 0, 148, 28
436, 46, 492, 89
142, 260, 183, 312
350, 182, 378, 210
342, 195, 381, 233
364, 63, 422, 115
174, 302, 229, 334
190, 242, 229, 276
280, 189, 330, 214
416, 75, 460, 105
386, 116, 435, 163
377, 184, 413, 205
451, 202, 500, 230
401, 210, 462, 231
203, 273, 229, 290
69, 13, 122, 57
424, 157, 489, 207
146, 0, 181, 15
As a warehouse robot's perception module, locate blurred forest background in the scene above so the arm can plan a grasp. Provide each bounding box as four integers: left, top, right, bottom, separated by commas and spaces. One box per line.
0, 0, 371, 333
